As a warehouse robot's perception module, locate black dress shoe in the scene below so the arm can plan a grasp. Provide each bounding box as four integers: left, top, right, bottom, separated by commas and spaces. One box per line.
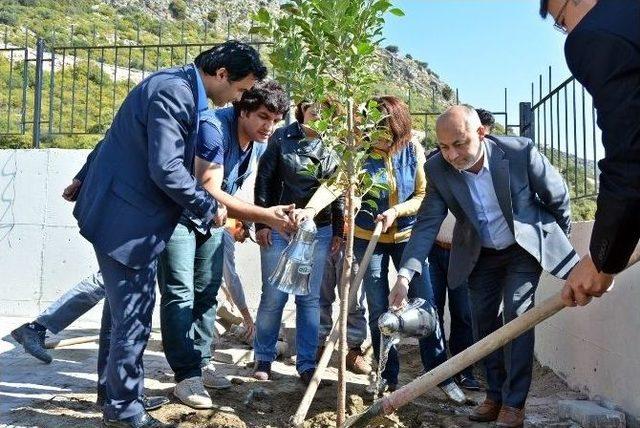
457, 375, 482, 391
142, 395, 170, 411
102, 411, 175, 427
11, 323, 52, 364
97, 394, 170, 411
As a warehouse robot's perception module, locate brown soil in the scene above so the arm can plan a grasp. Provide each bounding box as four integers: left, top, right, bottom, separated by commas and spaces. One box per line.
7, 335, 585, 428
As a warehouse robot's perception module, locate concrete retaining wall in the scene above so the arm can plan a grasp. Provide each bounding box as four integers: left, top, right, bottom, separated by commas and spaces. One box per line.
535, 221, 640, 419
0, 149, 272, 326
1, 149, 638, 417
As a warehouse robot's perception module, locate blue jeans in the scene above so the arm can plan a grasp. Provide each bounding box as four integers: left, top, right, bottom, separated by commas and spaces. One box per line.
319, 243, 368, 349
253, 226, 332, 374
354, 238, 451, 387
157, 223, 224, 382
36, 272, 105, 334
428, 244, 475, 379
221, 228, 248, 311
95, 248, 157, 420
467, 245, 541, 408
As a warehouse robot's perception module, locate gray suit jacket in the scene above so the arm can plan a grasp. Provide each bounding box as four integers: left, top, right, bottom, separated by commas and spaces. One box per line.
400, 135, 579, 289
73, 64, 217, 269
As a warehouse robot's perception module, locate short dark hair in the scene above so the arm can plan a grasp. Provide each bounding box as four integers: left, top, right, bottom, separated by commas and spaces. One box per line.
295, 101, 311, 124
194, 40, 267, 82
233, 80, 290, 117
540, 0, 550, 18
475, 108, 495, 129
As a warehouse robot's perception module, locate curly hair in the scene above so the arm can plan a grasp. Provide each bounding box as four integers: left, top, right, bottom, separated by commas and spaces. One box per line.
475, 108, 496, 130
232, 80, 290, 117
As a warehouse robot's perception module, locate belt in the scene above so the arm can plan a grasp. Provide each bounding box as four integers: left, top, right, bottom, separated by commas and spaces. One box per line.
480, 243, 519, 255
435, 240, 452, 250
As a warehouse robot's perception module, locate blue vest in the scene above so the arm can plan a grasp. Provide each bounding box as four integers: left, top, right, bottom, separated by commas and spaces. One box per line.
355, 143, 418, 233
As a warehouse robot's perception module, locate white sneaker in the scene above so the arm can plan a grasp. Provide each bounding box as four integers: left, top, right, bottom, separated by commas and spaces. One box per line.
202, 362, 232, 389
173, 376, 213, 409
439, 381, 467, 404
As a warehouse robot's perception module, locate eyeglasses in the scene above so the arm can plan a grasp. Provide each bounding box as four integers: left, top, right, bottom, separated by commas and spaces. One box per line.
553, 0, 570, 34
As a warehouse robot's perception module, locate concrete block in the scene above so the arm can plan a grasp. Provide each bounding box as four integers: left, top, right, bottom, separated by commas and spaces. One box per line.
524, 415, 580, 428
212, 321, 228, 346
558, 400, 626, 428
217, 305, 243, 325
40, 226, 98, 302
0, 225, 43, 302
0, 150, 47, 226
213, 348, 254, 364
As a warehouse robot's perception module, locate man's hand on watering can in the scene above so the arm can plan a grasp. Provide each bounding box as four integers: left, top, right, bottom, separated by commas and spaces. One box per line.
389, 275, 410, 310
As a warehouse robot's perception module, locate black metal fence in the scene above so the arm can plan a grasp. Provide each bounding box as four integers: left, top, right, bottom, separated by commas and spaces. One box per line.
0, 46, 29, 136
0, 34, 601, 200
519, 67, 600, 200
411, 87, 521, 146
0, 37, 271, 147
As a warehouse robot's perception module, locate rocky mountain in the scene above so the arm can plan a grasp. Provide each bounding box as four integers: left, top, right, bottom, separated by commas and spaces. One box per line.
100, 0, 455, 110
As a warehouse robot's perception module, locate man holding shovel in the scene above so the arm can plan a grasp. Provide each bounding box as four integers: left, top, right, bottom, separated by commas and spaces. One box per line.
539, 0, 640, 307
389, 105, 578, 427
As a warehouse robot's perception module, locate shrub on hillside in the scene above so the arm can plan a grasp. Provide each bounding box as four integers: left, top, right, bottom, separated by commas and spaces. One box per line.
385, 45, 399, 54
169, 0, 187, 20
0, 11, 17, 26
207, 11, 218, 23
442, 85, 453, 101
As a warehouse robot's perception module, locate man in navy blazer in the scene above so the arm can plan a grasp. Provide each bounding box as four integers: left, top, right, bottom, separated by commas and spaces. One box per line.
72, 41, 276, 428
540, 0, 640, 307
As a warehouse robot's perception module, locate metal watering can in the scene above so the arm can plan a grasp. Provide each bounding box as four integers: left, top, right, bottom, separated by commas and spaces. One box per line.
268, 219, 317, 295
378, 298, 438, 338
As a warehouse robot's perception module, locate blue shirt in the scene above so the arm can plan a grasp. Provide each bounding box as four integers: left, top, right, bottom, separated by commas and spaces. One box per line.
197, 121, 225, 166
461, 141, 515, 250
199, 107, 266, 196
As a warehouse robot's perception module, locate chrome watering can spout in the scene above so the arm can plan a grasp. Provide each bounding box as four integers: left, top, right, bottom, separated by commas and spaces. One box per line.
378, 298, 438, 338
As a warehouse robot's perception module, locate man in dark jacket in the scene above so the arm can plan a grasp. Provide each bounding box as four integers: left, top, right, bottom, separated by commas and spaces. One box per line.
541, 0, 640, 306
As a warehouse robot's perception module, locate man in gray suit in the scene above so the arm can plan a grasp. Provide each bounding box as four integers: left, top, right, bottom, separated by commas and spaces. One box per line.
71, 41, 294, 428
389, 105, 578, 428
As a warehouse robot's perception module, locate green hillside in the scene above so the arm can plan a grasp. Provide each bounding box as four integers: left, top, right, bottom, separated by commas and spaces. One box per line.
0, 0, 597, 219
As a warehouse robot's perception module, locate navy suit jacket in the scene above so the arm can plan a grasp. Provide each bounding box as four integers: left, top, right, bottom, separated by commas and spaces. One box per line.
564, 0, 640, 273
73, 64, 217, 269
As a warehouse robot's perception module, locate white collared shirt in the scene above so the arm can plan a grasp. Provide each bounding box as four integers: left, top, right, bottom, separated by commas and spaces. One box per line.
461, 141, 515, 250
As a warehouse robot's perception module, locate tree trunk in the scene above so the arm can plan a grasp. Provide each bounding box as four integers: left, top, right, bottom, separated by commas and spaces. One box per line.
337, 99, 356, 427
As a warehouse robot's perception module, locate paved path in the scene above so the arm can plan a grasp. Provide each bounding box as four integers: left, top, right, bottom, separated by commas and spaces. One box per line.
0, 316, 173, 427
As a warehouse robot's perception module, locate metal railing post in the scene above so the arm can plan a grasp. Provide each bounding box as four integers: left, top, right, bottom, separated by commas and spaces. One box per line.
519, 102, 534, 142
32, 37, 45, 148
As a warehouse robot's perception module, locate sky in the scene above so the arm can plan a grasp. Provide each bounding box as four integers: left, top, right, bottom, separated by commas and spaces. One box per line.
382, 0, 572, 132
